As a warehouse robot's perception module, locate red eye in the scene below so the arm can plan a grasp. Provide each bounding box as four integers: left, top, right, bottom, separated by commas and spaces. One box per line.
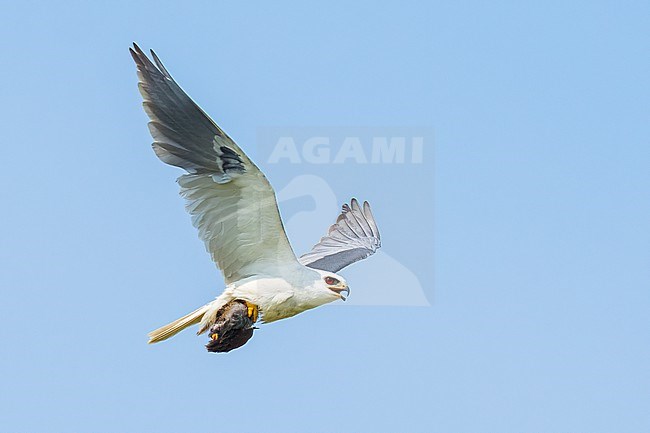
325, 277, 338, 285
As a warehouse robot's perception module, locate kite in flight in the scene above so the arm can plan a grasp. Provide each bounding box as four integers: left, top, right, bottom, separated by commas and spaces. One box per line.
130, 44, 381, 352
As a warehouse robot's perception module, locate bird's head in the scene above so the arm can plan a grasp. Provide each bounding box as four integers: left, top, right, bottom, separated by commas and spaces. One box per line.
315, 270, 349, 301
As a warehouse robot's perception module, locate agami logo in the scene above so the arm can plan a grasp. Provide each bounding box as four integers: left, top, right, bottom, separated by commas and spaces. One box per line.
267, 136, 424, 164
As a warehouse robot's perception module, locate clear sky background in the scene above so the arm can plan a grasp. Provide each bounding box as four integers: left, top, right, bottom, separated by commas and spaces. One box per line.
1, 1, 649, 432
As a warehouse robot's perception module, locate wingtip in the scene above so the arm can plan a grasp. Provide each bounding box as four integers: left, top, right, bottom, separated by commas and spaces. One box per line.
128, 46, 138, 62
350, 198, 362, 212
132, 42, 143, 52
343, 198, 373, 214
129, 43, 146, 64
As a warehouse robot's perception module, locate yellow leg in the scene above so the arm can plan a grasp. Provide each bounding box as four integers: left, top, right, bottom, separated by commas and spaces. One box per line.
245, 301, 259, 322
211, 333, 218, 340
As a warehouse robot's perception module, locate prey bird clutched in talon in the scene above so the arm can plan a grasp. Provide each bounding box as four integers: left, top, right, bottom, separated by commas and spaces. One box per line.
205, 300, 257, 353
130, 44, 381, 352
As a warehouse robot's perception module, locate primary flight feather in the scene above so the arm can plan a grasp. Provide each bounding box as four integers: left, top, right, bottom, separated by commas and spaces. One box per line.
130, 43, 381, 352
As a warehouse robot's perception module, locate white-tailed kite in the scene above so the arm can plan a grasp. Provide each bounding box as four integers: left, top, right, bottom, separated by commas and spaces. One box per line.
130, 44, 381, 352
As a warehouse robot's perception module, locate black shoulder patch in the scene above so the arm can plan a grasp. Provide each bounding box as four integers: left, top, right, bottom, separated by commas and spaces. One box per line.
218, 146, 245, 173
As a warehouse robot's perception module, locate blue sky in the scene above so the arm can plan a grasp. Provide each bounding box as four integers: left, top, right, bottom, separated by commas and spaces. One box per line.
1, 1, 649, 432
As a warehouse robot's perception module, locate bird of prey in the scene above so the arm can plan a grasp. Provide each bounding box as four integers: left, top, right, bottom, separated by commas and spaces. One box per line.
130, 44, 381, 352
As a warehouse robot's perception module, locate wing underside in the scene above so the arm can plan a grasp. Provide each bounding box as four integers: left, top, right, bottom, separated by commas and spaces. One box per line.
299, 199, 381, 273
130, 43, 298, 283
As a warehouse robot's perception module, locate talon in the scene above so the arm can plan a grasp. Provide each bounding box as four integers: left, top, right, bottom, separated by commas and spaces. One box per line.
245, 302, 259, 322
211, 333, 218, 340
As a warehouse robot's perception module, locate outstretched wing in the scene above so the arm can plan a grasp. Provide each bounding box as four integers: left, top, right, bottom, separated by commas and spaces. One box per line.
130, 43, 298, 284
299, 199, 381, 273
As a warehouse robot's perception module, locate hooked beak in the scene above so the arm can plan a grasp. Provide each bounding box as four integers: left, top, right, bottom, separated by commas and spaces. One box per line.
330, 285, 350, 301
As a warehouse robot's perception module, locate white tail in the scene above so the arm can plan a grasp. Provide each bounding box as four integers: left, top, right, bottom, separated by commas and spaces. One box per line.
148, 304, 211, 344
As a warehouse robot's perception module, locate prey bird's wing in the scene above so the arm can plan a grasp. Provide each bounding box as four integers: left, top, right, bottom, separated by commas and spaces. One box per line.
299, 199, 381, 273
130, 44, 298, 284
